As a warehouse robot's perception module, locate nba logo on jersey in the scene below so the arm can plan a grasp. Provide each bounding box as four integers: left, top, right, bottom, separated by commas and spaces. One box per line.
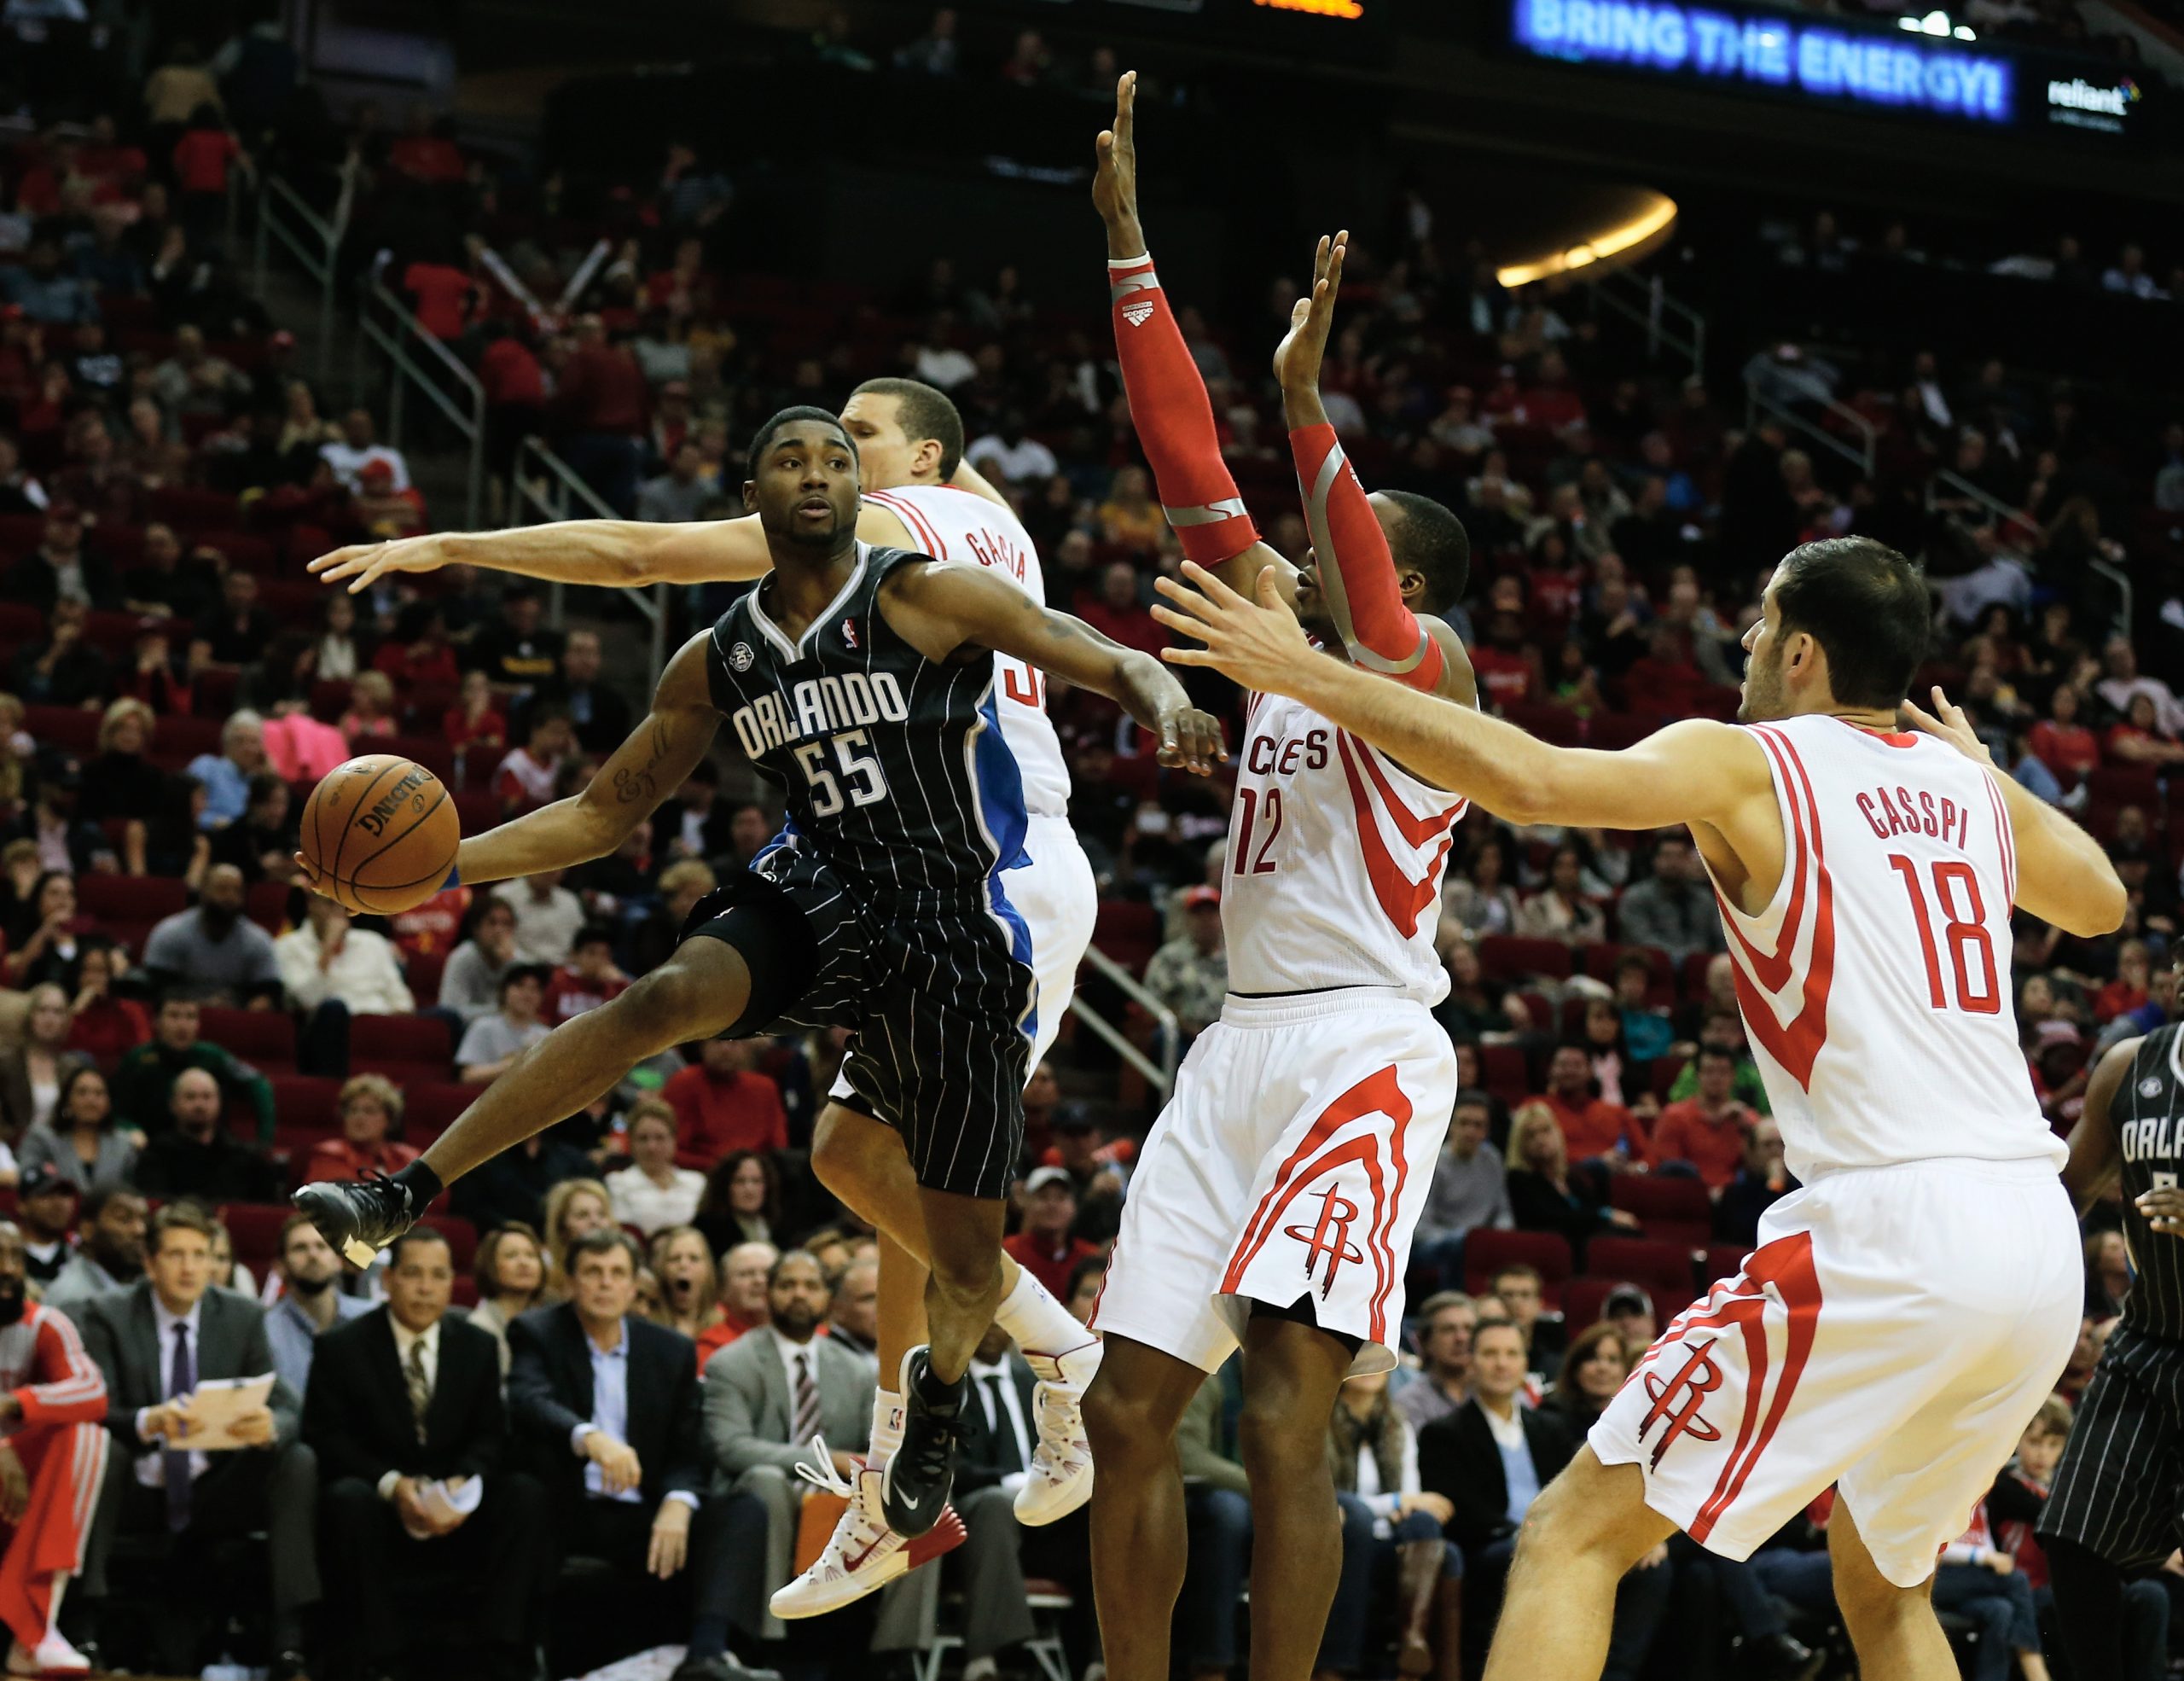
729, 642, 754, 673
1122, 300, 1155, 327
841, 619, 859, 649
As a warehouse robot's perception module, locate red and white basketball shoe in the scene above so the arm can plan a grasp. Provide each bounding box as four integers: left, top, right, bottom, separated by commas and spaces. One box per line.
1014, 1335, 1101, 1526
770, 1440, 967, 1620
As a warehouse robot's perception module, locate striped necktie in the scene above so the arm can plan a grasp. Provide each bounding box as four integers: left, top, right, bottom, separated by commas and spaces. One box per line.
406, 1335, 432, 1444
791, 1349, 822, 1445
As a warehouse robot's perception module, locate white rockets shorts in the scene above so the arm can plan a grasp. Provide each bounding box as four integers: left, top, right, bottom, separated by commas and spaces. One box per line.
1090, 987, 1455, 1379
831, 813, 1095, 1107
1591, 1155, 2081, 1588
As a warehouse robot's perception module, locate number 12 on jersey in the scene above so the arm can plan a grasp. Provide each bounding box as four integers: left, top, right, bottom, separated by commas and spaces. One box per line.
1889, 853, 2000, 1015
1234, 787, 1283, 876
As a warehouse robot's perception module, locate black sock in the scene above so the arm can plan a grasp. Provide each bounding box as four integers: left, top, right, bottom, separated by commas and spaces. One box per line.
915, 1353, 967, 1406
2044, 1533, 2127, 1681
687, 1614, 729, 1661
391, 1159, 444, 1210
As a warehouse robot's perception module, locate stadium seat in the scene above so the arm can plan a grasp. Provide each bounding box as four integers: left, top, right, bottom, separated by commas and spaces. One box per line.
1462, 1230, 1572, 1309
77, 874, 188, 924
401, 1082, 473, 1143
1091, 899, 1161, 976
270, 1074, 341, 1132
404, 949, 447, 1007
218, 1201, 293, 1272
1703, 1242, 1751, 1288
245, 880, 293, 934
351, 1013, 452, 1067
24, 705, 98, 757
1649, 1052, 1692, 1098
197, 1006, 297, 1073
382, 733, 456, 782
1563, 1275, 1658, 1332
1584, 1236, 1697, 1300
1583, 943, 1675, 1003
1479, 1043, 1531, 1107
1478, 935, 1573, 983
1607, 1175, 1714, 1249
418, 1213, 479, 1273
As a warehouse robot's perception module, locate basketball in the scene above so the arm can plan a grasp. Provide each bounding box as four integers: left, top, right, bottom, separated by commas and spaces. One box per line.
299, 754, 461, 916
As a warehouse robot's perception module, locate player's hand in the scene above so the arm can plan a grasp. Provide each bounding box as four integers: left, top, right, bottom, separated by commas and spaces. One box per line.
586, 1431, 644, 1496
308, 533, 452, 594
1984, 1550, 2015, 1574
1902, 686, 1993, 768
291, 852, 344, 904
1092, 70, 1143, 245
1635, 1543, 1670, 1570
648, 1498, 693, 1578
1154, 701, 1226, 776
1273, 232, 1348, 393
2137, 1186, 2184, 1236
1153, 561, 1316, 698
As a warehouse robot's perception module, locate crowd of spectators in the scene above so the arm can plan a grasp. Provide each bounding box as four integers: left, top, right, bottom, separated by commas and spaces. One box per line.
0, 4, 2181, 1679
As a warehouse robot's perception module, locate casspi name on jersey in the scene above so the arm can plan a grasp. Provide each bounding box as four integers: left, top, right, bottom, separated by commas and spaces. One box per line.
728, 670, 911, 759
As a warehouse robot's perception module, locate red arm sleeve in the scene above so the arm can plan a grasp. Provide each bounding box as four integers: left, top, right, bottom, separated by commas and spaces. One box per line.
1107, 254, 1260, 566
17, 1306, 107, 1428
1289, 422, 1444, 693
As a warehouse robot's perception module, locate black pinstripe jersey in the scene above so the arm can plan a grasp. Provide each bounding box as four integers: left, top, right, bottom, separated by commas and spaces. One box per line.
2112, 1022, 2184, 1342
704, 543, 1031, 904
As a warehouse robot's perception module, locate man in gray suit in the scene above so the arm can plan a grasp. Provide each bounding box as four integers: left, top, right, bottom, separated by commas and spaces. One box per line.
77, 1202, 320, 1680
705, 1249, 923, 1643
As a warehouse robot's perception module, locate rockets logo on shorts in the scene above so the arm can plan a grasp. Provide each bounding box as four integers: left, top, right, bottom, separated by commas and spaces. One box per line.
1637, 1339, 1728, 1469
1283, 1183, 1364, 1300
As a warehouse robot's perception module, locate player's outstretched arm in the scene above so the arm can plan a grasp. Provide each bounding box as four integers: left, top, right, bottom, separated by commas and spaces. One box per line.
451, 631, 720, 885
886, 560, 1225, 775
1152, 561, 1762, 831
2062, 1037, 2138, 1217
308, 516, 779, 594
1906, 688, 2126, 938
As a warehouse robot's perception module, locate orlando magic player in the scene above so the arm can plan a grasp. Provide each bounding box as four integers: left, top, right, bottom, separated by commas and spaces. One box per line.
2039, 980, 2184, 1681
294, 407, 1224, 1543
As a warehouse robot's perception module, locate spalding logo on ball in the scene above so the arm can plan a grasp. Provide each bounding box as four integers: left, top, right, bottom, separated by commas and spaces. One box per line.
299, 753, 462, 916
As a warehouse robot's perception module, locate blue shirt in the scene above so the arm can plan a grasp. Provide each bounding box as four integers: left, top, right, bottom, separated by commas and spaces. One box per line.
189, 753, 253, 829
263, 1289, 370, 1399
569, 1318, 698, 1512
1483, 1402, 1542, 1528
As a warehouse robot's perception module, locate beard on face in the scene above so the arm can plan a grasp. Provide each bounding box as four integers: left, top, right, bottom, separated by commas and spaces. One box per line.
1737, 646, 1786, 723
200, 903, 240, 936
287, 1269, 336, 1298
0, 1280, 24, 1326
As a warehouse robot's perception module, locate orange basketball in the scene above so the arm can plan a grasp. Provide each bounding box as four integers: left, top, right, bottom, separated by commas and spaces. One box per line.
299, 754, 461, 916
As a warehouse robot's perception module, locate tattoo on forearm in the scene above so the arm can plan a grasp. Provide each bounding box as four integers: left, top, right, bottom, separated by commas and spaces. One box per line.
612, 718, 672, 805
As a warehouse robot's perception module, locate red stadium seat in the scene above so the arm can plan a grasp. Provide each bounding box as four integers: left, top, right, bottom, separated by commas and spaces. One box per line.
404, 949, 447, 1008
1607, 1176, 1714, 1249
1563, 1276, 1658, 1332
218, 1201, 293, 1272
196, 1006, 297, 1073
351, 1013, 452, 1067
1649, 1052, 1692, 1099
78, 874, 188, 924
158, 714, 224, 761
401, 1082, 473, 1144
1462, 1230, 1572, 1310
1703, 1242, 1751, 1288
245, 881, 293, 934
381, 733, 456, 782
418, 1213, 479, 1273
1480, 1044, 1531, 1107
1583, 943, 1675, 1004
25, 705, 98, 757
1478, 935, 1573, 984
1091, 900, 1161, 976
1589, 713, 1664, 752
270, 1075, 342, 1131
1584, 1236, 1697, 1300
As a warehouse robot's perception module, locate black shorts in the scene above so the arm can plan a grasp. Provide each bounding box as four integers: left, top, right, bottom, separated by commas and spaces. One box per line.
682, 841, 1036, 1201
2039, 1324, 2184, 1568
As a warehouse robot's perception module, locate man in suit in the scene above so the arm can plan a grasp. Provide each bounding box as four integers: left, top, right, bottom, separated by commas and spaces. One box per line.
303, 1228, 546, 1681
703, 1248, 903, 1643
509, 1228, 765, 1681
1419, 1323, 1670, 1678
78, 1202, 321, 1681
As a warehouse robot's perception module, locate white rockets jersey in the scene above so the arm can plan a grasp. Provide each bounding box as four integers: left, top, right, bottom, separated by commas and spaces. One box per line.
863, 483, 1070, 819
1710, 713, 2063, 1182
1223, 689, 1467, 1005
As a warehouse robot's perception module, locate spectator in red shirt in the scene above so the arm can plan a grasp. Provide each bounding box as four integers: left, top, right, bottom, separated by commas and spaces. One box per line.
171, 105, 246, 237
370, 602, 460, 692
386, 106, 465, 183
2028, 683, 2100, 785
64, 943, 150, 1062
544, 925, 630, 1025
1001, 1166, 1098, 1301
1536, 1043, 1651, 1167
553, 316, 649, 515
403, 257, 475, 341
478, 321, 547, 477
1074, 561, 1165, 657
302, 1073, 420, 1184
1469, 608, 1542, 710
1649, 1048, 1754, 1195
661, 1039, 788, 1166
491, 707, 574, 817
2094, 938, 2152, 1023
2105, 692, 2184, 768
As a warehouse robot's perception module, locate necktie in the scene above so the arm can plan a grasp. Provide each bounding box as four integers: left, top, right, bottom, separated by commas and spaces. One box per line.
790, 1350, 822, 1445
983, 1373, 1024, 1475
165, 1322, 195, 1533
406, 1335, 432, 1444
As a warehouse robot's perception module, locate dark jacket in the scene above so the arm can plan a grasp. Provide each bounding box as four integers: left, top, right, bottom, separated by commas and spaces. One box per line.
956, 1357, 1039, 1498
1418, 1399, 1576, 1556
131, 1128, 280, 1203
78, 1279, 302, 1453
506, 1302, 705, 1509
302, 1306, 506, 1487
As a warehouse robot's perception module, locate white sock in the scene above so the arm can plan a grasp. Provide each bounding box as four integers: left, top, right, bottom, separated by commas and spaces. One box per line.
44, 1572, 67, 1641
993, 1266, 1089, 1357
868, 1389, 905, 1469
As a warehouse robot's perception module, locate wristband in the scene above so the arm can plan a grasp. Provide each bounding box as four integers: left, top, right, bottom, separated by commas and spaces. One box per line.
444, 864, 462, 890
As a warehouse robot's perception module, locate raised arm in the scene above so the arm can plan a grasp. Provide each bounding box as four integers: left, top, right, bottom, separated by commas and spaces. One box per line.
1092, 70, 1283, 598
309, 517, 777, 593
2061, 1036, 2135, 1216
1152, 561, 1764, 834
884, 559, 1225, 775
